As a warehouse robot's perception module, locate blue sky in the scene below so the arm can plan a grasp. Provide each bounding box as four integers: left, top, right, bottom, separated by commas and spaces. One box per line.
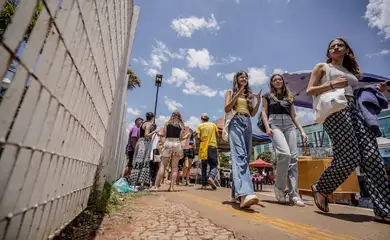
126, 0, 390, 130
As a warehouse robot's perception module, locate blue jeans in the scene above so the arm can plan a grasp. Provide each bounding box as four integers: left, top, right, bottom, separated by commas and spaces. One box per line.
229, 115, 253, 198
201, 146, 218, 185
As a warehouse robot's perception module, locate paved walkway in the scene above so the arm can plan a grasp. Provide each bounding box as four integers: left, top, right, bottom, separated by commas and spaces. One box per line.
95, 194, 235, 240
95, 185, 390, 240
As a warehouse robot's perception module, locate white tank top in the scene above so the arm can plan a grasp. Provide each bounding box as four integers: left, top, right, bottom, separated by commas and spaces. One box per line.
319, 63, 359, 96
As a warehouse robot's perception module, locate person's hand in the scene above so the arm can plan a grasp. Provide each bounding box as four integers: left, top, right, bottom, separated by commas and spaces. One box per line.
330, 76, 348, 89
301, 132, 308, 143
234, 85, 245, 99
376, 81, 388, 92
266, 128, 273, 137
254, 89, 263, 102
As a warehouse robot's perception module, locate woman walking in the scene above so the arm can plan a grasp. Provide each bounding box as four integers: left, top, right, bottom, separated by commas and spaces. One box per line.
224, 71, 262, 208
181, 127, 196, 186
306, 38, 390, 223
128, 112, 158, 187
261, 74, 308, 206
153, 110, 190, 192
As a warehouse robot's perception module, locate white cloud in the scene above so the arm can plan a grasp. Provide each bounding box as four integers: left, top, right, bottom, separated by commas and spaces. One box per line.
224, 72, 235, 81
218, 55, 242, 64
219, 89, 228, 97
364, 0, 390, 39
185, 116, 201, 130
295, 107, 314, 125
218, 109, 223, 113
217, 72, 223, 78
140, 106, 147, 109
166, 68, 218, 97
183, 80, 218, 97
155, 115, 170, 128
366, 49, 390, 58
276, 20, 283, 24
248, 67, 268, 86
212, 116, 217, 119
187, 48, 215, 70
272, 68, 285, 74
132, 58, 139, 63
164, 96, 183, 112
140, 58, 149, 66
127, 107, 141, 116
149, 40, 184, 69
171, 14, 220, 38
146, 68, 159, 77
166, 68, 192, 86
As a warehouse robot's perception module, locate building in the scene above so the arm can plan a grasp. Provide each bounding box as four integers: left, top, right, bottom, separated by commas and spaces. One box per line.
256, 109, 390, 156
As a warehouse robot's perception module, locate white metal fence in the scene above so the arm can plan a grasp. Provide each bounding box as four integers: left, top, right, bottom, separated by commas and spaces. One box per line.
0, 0, 137, 239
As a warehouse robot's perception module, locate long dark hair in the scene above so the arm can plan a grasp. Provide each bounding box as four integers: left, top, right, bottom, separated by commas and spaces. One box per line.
232, 71, 254, 112
269, 74, 294, 103
326, 38, 361, 79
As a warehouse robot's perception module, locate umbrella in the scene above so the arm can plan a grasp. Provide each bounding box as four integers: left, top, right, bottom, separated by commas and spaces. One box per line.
249, 158, 273, 168
282, 72, 390, 109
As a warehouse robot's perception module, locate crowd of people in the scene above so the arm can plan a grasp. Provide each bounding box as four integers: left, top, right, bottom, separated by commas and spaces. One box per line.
125, 38, 390, 224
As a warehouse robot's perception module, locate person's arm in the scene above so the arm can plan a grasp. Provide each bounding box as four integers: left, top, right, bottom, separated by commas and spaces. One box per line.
196, 126, 201, 142
180, 127, 191, 141
144, 123, 157, 138
215, 123, 220, 137
224, 87, 245, 113
261, 96, 272, 136
250, 89, 263, 117
290, 105, 308, 142
306, 63, 348, 96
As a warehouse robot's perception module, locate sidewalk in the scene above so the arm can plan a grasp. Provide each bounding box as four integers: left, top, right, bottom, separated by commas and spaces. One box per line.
95, 193, 235, 240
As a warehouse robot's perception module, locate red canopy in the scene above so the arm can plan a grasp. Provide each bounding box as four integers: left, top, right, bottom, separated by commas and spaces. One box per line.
249, 159, 273, 168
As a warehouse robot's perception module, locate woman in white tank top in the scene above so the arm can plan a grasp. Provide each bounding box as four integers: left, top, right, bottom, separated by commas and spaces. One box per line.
306, 38, 390, 224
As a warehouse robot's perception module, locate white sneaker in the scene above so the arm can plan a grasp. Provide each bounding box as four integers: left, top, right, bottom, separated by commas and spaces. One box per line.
274, 186, 287, 203
291, 197, 305, 207
240, 194, 259, 208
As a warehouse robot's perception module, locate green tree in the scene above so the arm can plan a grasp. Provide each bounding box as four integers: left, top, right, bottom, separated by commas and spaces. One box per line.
259, 151, 277, 168
219, 153, 230, 169
127, 69, 141, 90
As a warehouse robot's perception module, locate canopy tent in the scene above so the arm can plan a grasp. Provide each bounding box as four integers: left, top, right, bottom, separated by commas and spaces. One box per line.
249, 159, 273, 168
208, 118, 272, 152
283, 72, 390, 109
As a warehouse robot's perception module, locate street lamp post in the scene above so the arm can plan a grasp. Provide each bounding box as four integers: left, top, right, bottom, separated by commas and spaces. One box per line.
154, 74, 163, 124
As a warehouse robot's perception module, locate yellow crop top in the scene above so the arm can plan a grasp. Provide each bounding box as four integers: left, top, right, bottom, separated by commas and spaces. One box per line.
236, 96, 250, 114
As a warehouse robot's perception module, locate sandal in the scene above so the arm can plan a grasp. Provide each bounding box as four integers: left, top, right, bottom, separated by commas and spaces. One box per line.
373, 216, 390, 224
311, 185, 329, 212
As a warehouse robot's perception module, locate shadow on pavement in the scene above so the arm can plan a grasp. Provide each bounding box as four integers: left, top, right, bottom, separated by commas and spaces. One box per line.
221, 201, 265, 212
261, 199, 292, 206
316, 212, 374, 223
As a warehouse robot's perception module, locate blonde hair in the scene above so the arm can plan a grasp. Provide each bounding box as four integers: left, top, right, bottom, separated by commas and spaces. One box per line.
166, 110, 185, 129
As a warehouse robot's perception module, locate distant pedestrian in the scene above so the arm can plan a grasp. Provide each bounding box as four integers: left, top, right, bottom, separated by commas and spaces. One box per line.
124, 117, 143, 177
196, 113, 219, 190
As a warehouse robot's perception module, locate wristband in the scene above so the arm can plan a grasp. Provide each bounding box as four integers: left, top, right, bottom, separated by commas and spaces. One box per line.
329, 82, 334, 89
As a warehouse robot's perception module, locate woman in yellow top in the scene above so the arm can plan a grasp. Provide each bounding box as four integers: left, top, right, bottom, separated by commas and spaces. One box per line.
224, 71, 262, 208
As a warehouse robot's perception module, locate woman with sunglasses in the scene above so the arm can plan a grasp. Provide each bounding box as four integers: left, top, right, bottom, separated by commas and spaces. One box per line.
306, 38, 390, 223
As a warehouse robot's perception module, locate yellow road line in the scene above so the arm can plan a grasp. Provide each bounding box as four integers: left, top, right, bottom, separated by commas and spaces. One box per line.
178, 192, 358, 240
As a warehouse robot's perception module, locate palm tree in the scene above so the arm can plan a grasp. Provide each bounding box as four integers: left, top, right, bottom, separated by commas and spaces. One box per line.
127, 69, 141, 90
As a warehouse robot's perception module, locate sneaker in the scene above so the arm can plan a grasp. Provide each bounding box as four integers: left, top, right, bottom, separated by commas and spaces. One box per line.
240, 194, 259, 208
274, 186, 287, 202
291, 197, 305, 207
208, 178, 217, 190
230, 197, 238, 203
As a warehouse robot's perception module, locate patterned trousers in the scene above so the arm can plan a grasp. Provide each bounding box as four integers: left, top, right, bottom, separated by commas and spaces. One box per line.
316, 101, 390, 217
